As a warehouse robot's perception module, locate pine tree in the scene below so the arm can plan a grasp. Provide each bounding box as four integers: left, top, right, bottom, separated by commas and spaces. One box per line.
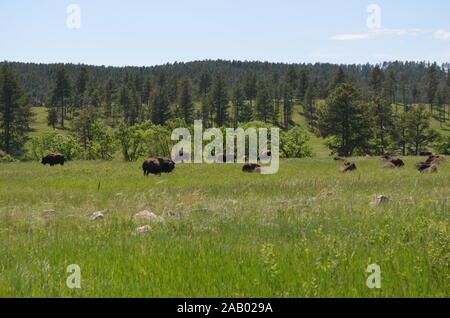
303, 80, 317, 128
244, 72, 257, 110
199, 71, 212, 96
286, 66, 298, 90
317, 83, 373, 156
104, 79, 115, 118
74, 67, 90, 110
383, 70, 397, 106
370, 96, 393, 154
329, 67, 346, 91
368, 65, 385, 96
434, 86, 446, 126
150, 84, 171, 125
425, 63, 439, 113
411, 83, 420, 105
177, 77, 194, 124
256, 82, 271, 123
297, 69, 309, 102
399, 73, 408, 111
210, 75, 228, 126
404, 104, 438, 155
200, 94, 212, 127
271, 83, 281, 126
52, 67, 71, 127
118, 84, 140, 126
282, 83, 293, 129
0, 65, 33, 155
231, 85, 245, 128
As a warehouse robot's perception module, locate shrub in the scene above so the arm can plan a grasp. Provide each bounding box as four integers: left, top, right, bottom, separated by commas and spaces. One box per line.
280, 126, 314, 158
434, 135, 450, 155
29, 132, 82, 161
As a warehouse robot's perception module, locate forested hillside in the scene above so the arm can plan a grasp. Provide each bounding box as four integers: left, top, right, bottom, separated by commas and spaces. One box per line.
2, 60, 449, 106
0, 60, 449, 160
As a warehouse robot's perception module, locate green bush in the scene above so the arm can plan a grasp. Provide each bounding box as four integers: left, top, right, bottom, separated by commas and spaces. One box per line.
434, 135, 450, 155
280, 126, 313, 158
29, 132, 82, 161
0, 154, 17, 163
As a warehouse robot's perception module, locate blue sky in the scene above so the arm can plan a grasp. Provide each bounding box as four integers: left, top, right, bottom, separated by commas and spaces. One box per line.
0, 0, 449, 66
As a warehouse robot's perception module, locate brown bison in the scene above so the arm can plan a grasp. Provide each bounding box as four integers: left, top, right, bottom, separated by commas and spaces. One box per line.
420, 151, 433, 156
142, 157, 175, 176
41, 153, 65, 166
339, 162, 357, 173
242, 163, 261, 173
416, 162, 437, 173
421, 164, 437, 173
426, 155, 446, 165
383, 158, 404, 168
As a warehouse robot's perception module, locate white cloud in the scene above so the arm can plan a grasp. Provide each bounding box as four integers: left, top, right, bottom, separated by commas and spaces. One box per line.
434, 29, 450, 40
331, 28, 423, 41
331, 33, 371, 40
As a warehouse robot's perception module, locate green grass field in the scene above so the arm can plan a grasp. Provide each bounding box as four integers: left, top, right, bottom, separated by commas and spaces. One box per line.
0, 158, 448, 297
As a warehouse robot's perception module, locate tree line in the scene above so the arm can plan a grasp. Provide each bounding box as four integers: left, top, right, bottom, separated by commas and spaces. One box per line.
0, 60, 449, 159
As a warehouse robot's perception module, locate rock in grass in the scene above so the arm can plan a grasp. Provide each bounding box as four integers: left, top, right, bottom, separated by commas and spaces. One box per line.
42, 209, 56, 216
134, 210, 165, 223
135, 225, 152, 233
91, 211, 104, 220
369, 195, 389, 207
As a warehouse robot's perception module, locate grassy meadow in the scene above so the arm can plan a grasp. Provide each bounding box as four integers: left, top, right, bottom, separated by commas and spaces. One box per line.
0, 157, 448, 297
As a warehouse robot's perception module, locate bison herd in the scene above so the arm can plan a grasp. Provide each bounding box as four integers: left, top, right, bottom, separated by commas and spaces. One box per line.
39, 151, 446, 175
337, 152, 446, 173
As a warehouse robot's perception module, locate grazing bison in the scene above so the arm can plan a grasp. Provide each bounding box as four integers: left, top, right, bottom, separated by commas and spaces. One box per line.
41, 153, 65, 166
339, 162, 357, 173
384, 158, 404, 168
242, 163, 261, 173
142, 157, 175, 176
420, 151, 433, 156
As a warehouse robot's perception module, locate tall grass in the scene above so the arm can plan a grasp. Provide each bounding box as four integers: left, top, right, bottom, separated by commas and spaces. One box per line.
0, 158, 448, 297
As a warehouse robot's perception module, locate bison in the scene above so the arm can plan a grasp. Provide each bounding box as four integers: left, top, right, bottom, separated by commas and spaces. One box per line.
383, 158, 404, 168
420, 151, 433, 156
339, 162, 357, 173
421, 164, 437, 174
142, 157, 175, 176
242, 163, 261, 173
426, 155, 446, 165
41, 153, 65, 166
416, 162, 437, 173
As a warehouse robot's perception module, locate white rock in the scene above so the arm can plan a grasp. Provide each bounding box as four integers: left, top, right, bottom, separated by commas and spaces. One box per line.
369, 195, 389, 207
135, 225, 152, 233
134, 210, 165, 223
